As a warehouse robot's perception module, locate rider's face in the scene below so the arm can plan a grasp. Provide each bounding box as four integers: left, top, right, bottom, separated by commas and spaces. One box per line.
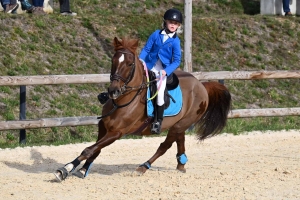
165, 20, 180, 32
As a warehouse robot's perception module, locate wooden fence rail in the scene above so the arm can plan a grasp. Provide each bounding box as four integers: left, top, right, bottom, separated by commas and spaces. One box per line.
0, 71, 299, 132
0, 108, 300, 131
0, 70, 300, 86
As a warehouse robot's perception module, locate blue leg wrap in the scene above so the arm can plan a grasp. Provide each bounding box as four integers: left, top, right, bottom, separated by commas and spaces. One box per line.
72, 161, 93, 179
82, 162, 93, 177
139, 161, 151, 169
176, 153, 188, 165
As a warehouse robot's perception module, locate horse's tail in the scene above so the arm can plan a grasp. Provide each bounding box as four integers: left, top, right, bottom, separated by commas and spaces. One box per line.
194, 82, 231, 141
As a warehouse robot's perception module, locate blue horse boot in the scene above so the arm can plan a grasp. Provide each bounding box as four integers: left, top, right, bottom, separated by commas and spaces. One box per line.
72, 162, 93, 179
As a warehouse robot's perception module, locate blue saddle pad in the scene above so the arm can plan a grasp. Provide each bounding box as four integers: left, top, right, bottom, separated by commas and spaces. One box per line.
147, 85, 182, 117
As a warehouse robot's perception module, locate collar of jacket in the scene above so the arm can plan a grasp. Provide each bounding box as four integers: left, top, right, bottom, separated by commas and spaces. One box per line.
160, 29, 177, 39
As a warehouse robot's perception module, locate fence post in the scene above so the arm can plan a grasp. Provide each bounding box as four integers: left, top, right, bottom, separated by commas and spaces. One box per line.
19, 85, 26, 144
184, 0, 192, 72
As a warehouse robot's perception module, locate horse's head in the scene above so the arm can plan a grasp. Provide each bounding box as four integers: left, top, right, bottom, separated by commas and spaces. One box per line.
108, 37, 139, 99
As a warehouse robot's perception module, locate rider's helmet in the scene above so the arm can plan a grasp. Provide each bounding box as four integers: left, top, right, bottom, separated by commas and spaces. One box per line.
163, 8, 183, 24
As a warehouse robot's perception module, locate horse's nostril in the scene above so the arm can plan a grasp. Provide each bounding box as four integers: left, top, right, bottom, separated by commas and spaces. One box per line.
113, 90, 120, 98
107, 87, 121, 99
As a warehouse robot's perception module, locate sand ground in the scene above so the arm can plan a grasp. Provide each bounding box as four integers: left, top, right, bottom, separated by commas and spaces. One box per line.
0, 130, 299, 200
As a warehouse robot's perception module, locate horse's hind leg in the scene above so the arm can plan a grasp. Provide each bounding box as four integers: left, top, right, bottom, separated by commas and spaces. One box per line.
136, 130, 180, 174
175, 132, 187, 173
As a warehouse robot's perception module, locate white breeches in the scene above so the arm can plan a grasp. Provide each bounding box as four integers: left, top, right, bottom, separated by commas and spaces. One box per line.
151, 63, 167, 106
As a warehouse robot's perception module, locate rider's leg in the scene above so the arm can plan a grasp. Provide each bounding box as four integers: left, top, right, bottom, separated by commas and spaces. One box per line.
151, 66, 167, 134
151, 104, 164, 134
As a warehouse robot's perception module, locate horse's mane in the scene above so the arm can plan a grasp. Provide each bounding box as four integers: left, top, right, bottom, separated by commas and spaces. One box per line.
114, 37, 139, 55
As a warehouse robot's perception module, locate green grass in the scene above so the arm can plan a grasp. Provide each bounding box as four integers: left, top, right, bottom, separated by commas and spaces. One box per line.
224, 116, 300, 135
0, 0, 299, 148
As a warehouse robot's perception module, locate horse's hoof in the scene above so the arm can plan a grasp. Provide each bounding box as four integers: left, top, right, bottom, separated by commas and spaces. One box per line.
177, 168, 186, 173
53, 171, 63, 182
54, 167, 69, 182
72, 169, 86, 179
135, 166, 147, 174
176, 164, 186, 173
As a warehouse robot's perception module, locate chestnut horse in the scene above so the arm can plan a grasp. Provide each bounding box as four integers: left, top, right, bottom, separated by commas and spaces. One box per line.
54, 37, 231, 181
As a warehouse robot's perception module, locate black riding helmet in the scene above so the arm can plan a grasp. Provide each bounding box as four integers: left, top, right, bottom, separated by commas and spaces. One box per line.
163, 8, 183, 24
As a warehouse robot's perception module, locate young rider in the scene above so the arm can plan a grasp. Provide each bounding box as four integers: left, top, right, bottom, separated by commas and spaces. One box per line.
139, 8, 183, 134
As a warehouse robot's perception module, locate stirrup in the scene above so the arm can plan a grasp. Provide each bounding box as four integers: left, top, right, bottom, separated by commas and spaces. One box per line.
151, 121, 161, 134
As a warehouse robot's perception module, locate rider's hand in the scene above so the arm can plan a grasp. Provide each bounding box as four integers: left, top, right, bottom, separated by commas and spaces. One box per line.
160, 70, 167, 78
139, 58, 146, 65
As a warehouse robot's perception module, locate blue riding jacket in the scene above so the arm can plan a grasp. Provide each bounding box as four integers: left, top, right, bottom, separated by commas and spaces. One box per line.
139, 29, 181, 76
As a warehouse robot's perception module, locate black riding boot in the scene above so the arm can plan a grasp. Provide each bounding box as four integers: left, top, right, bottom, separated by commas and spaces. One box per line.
151, 104, 164, 134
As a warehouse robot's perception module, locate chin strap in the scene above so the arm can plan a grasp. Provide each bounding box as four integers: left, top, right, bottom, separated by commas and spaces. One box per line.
165, 28, 173, 34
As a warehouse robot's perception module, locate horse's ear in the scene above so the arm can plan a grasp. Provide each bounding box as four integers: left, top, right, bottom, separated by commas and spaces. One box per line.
131, 39, 139, 52
113, 37, 122, 50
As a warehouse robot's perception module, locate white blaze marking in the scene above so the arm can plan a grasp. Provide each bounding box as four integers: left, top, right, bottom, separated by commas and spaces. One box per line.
119, 54, 124, 63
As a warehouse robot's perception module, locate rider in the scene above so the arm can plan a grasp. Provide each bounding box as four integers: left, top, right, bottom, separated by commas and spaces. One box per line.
139, 8, 183, 134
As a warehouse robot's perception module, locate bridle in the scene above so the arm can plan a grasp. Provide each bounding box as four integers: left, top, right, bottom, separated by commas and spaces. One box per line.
97, 49, 148, 119
110, 49, 136, 94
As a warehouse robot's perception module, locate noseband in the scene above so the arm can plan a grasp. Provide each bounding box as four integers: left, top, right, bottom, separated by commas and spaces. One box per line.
110, 49, 136, 94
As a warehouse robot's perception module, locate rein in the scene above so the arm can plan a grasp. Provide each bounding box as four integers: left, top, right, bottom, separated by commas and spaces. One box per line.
97, 49, 165, 120
140, 60, 163, 100
96, 88, 143, 119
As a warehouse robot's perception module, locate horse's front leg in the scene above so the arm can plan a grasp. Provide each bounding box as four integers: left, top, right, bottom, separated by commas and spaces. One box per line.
54, 130, 122, 181
71, 120, 107, 179
136, 130, 177, 174
71, 150, 101, 179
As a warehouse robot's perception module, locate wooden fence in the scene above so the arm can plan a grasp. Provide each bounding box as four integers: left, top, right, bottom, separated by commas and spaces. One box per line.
1, 71, 300, 86
0, 70, 299, 132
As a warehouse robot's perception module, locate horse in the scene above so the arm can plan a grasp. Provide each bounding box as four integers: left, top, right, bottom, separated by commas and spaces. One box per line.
54, 37, 231, 181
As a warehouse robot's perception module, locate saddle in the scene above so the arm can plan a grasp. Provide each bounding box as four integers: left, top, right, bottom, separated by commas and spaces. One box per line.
148, 71, 179, 110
